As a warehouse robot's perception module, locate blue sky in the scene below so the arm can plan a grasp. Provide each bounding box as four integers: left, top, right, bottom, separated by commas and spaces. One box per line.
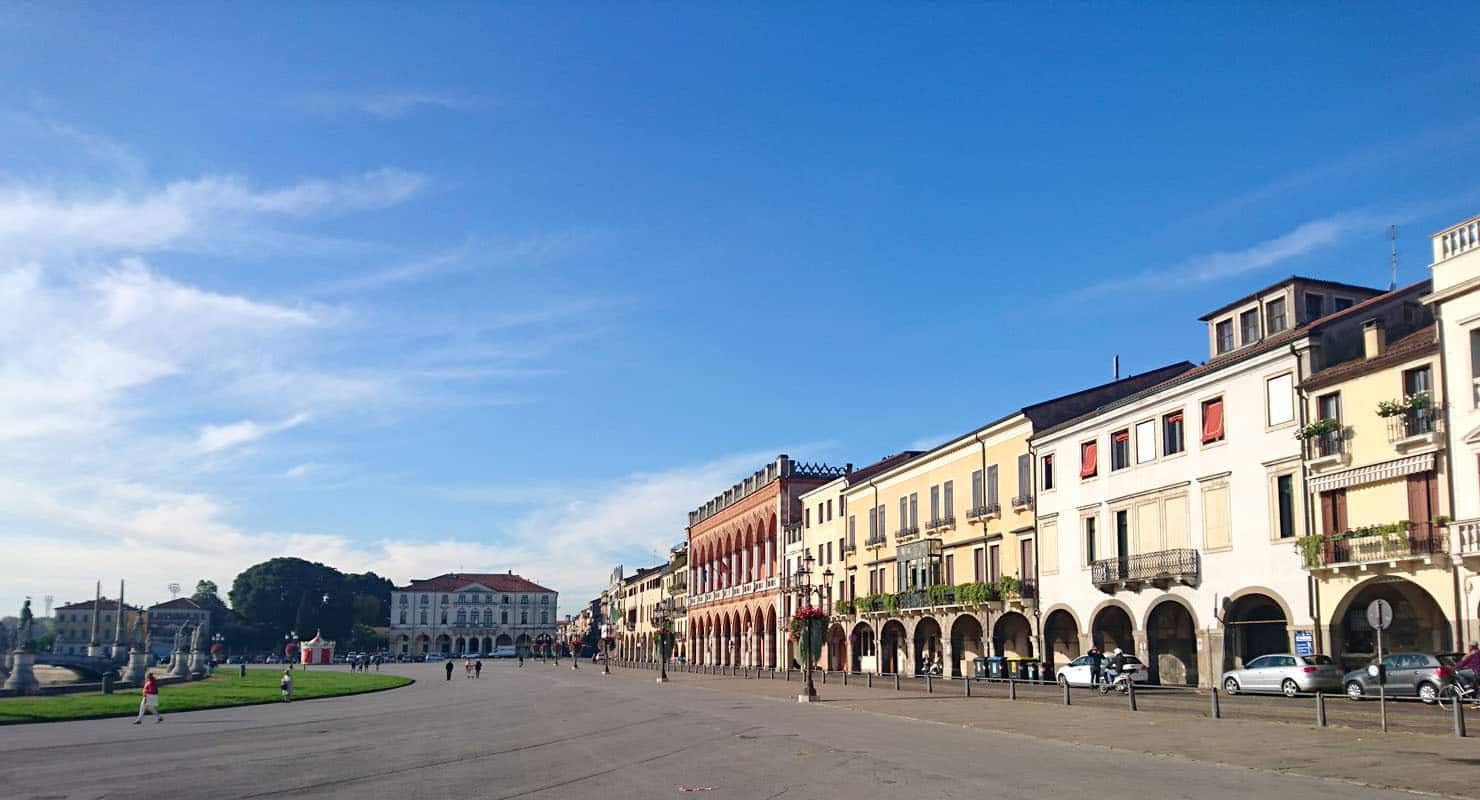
2, 4, 1477, 617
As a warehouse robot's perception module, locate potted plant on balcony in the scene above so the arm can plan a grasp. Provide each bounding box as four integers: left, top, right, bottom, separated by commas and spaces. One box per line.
998, 575, 1022, 601
833, 598, 854, 616
1377, 392, 1430, 418
1293, 534, 1324, 568
1294, 418, 1340, 440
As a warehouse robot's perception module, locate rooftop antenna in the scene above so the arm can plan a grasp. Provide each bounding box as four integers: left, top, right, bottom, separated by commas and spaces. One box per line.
167, 582, 180, 601
1389, 225, 1398, 291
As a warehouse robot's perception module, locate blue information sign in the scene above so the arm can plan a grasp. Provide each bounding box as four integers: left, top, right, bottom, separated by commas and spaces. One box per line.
1293, 630, 1314, 657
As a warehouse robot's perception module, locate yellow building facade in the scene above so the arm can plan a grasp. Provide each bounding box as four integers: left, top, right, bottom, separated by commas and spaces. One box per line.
1300, 319, 1459, 669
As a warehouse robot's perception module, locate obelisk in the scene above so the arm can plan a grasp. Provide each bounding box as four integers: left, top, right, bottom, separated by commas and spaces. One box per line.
87, 581, 102, 657
112, 580, 126, 659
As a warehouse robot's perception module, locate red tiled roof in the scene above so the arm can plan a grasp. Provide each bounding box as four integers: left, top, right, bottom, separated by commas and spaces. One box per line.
54, 598, 140, 612
148, 597, 204, 610
396, 572, 555, 593
1302, 324, 1439, 390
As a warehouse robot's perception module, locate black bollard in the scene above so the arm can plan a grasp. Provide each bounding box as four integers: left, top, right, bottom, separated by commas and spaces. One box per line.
926, 674, 932, 693
1455, 698, 1468, 738
894, 673, 901, 691
1126, 677, 1137, 711
1210, 687, 1221, 719
1063, 680, 1071, 705
843, 671, 848, 686
1315, 691, 1327, 728
964, 678, 971, 697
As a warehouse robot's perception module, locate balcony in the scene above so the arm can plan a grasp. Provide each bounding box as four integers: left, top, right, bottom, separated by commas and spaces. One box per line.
1386, 405, 1442, 448
1011, 494, 1034, 511
1303, 428, 1345, 466
923, 515, 955, 533
842, 542, 857, 556
1091, 549, 1201, 593
865, 533, 888, 549
1304, 522, 1448, 570
966, 503, 1000, 523
687, 574, 782, 607
1454, 519, 1480, 557
894, 526, 920, 543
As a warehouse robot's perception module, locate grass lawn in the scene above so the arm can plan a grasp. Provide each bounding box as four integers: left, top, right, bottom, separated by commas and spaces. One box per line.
0, 669, 411, 724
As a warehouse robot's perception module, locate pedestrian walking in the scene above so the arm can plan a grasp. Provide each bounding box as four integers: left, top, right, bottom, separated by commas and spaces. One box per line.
133, 672, 162, 724
280, 669, 293, 702
465, 660, 473, 679
474, 659, 483, 679
518, 650, 524, 668
445, 659, 455, 681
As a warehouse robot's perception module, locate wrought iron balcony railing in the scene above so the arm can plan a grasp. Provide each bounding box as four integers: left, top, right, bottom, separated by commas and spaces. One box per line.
1091, 548, 1200, 593
1011, 494, 1034, 510
894, 526, 920, 541
1304, 428, 1344, 460
1387, 405, 1442, 443
966, 503, 1000, 522
1312, 522, 1447, 567
923, 515, 956, 532
865, 534, 888, 548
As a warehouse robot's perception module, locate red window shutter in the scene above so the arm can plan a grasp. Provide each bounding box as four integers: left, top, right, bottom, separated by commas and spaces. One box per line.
1202, 400, 1224, 443
1167, 412, 1183, 424
1112, 431, 1129, 443
1080, 441, 1098, 478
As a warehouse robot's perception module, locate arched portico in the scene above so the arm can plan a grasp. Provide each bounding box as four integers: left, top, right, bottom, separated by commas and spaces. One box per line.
949, 614, 984, 678
1221, 591, 1288, 671
1091, 603, 1135, 654
913, 617, 943, 674
1146, 598, 1197, 686
1329, 577, 1452, 668
992, 611, 1034, 658
1043, 608, 1081, 671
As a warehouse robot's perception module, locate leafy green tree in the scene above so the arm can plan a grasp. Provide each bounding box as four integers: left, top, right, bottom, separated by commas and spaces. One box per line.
191, 579, 231, 630
228, 557, 396, 647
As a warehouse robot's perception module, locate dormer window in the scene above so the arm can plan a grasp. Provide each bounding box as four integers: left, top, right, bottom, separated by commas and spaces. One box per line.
1333, 297, 1354, 312
1305, 292, 1324, 322
1266, 297, 1287, 334
1215, 320, 1234, 354
1240, 309, 1260, 345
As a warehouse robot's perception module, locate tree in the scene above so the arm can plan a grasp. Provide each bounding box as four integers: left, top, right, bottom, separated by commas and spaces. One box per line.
191, 579, 230, 630
228, 557, 395, 647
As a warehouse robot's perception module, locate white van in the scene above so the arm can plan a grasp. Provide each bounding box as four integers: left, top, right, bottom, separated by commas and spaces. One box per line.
492, 645, 517, 659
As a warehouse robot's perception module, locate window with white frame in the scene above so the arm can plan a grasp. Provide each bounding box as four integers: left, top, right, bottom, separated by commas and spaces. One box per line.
1134, 419, 1156, 463
1266, 373, 1294, 426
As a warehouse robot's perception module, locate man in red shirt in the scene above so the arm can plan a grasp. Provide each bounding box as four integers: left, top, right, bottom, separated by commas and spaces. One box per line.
134, 672, 162, 724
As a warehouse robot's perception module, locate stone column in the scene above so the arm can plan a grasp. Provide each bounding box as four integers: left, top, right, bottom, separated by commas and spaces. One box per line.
3, 652, 38, 694
943, 636, 955, 679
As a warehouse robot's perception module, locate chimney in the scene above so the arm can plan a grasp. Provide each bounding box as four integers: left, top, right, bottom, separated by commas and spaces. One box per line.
1113, 355, 1120, 380
1363, 319, 1385, 359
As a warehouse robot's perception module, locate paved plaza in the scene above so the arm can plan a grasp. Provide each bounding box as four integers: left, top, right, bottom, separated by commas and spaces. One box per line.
1, 661, 1476, 800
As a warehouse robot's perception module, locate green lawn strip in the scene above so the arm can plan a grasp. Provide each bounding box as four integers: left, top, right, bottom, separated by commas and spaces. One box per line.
0, 669, 411, 724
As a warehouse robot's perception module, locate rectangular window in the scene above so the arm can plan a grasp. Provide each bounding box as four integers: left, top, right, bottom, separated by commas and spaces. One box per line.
1202, 482, 1231, 550
987, 465, 999, 505
1319, 488, 1348, 535
1017, 453, 1031, 499
1083, 517, 1097, 563
805, 508, 810, 527
878, 505, 886, 533
1403, 365, 1432, 397
1216, 319, 1235, 353
944, 553, 955, 585
1305, 292, 1324, 322
826, 542, 832, 564
1041, 454, 1055, 491
1318, 392, 1341, 422
1134, 419, 1156, 463
1114, 509, 1130, 557
1110, 430, 1130, 470
908, 494, 918, 529
1201, 397, 1225, 444
1266, 373, 1294, 426
930, 485, 940, 522
1276, 474, 1295, 538
973, 548, 985, 582
827, 499, 833, 521
988, 544, 1001, 583
1080, 440, 1098, 479
1163, 411, 1184, 455
1333, 297, 1353, 311
971, 469, 984, 508
899, 496, 908, 532
867, 508, 876, 540
1266, 297, 1287, 334
1040, 519, 1058, 574
1240, 308, 1260, 344
848, 515, 855, 547
1020, 538, 1035, 579
943, 481, 954, 519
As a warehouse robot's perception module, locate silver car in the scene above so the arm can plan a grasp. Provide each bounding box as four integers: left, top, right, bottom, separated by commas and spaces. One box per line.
1342, 652, 1459, 704
1221, 653, 1343, 697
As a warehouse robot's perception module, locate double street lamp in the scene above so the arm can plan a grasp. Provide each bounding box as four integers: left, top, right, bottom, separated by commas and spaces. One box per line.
653, 597, 676, 684
791, 551, 833, 704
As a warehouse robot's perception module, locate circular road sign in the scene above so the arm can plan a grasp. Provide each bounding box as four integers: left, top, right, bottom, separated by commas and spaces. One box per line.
1366, 598, 1393, 631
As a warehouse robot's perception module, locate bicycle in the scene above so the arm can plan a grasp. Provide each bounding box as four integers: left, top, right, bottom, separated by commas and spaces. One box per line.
1436, 680, 1476, 711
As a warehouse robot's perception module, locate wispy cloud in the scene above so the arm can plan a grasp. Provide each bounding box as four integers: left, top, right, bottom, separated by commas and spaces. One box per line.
1073, 212, 1381, 301
298, 90, 480, 119
308, 229, 603, 295
197, 413, 311, 454
0, 168, 428, 257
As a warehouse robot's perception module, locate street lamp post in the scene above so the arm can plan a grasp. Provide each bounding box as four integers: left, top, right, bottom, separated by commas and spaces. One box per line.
791, 551, 833, 704
601, 623, 614, 675
283, 630, 298, 671
653, 597, 675, 684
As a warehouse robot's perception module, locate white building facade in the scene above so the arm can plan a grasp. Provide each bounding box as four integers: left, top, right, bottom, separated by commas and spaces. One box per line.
1033, 277, 1428, 687
388, 572, 558, 657
1426, 213, 1480, 645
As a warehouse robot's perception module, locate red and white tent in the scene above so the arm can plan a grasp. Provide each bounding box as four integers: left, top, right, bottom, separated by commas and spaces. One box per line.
299, 630, 335, 666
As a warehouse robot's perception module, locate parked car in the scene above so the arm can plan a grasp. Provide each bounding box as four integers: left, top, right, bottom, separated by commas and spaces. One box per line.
1056, 654, 1149, 687
425, 653, 446, 662
492, 645, 516, 659
1343, 652, 1460, 703
1220, 653, 1342, 696
460, 652, 481, 659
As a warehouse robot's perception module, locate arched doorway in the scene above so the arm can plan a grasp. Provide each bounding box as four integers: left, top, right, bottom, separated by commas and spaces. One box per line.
880, 620, 907, 674
993, 611, 1034, 658
949, 615, 984, 678
1147, 600, 1197, 686
1331, 577, 1452, 672
395, 634, 410, 656
1043, 609, 1081, 671
415, 634, 430, 655
850, 622, 875, 673
435, 634, 451, 655
495, 633, 513, 648
826, 624, 847, 671
914, 617, 943, 674
1092, 605, 1135, 654
454, 636, 466, 654
765, 606, 778, 669
1222, 593, 1287, 671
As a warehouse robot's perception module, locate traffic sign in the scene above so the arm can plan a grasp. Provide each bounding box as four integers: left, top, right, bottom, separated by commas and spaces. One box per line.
1366, 599, 1393, 631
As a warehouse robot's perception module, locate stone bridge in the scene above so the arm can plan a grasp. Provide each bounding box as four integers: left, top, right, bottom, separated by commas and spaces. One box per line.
29, 653, 125, 680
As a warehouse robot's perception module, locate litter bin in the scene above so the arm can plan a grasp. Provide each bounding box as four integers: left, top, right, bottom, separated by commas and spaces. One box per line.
973, 657, 989, 678
101, 674, 114, 694
1006, 657, 1034, 680
984, 656, 1006, 679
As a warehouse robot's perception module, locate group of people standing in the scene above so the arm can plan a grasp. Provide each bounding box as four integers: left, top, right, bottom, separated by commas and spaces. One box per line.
348, 654, 382, 673
444, 658, 484, 680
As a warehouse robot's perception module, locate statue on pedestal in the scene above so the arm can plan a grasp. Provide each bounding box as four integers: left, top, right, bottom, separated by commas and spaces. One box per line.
16, 599, 34, 653
191, 621, 206, 653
